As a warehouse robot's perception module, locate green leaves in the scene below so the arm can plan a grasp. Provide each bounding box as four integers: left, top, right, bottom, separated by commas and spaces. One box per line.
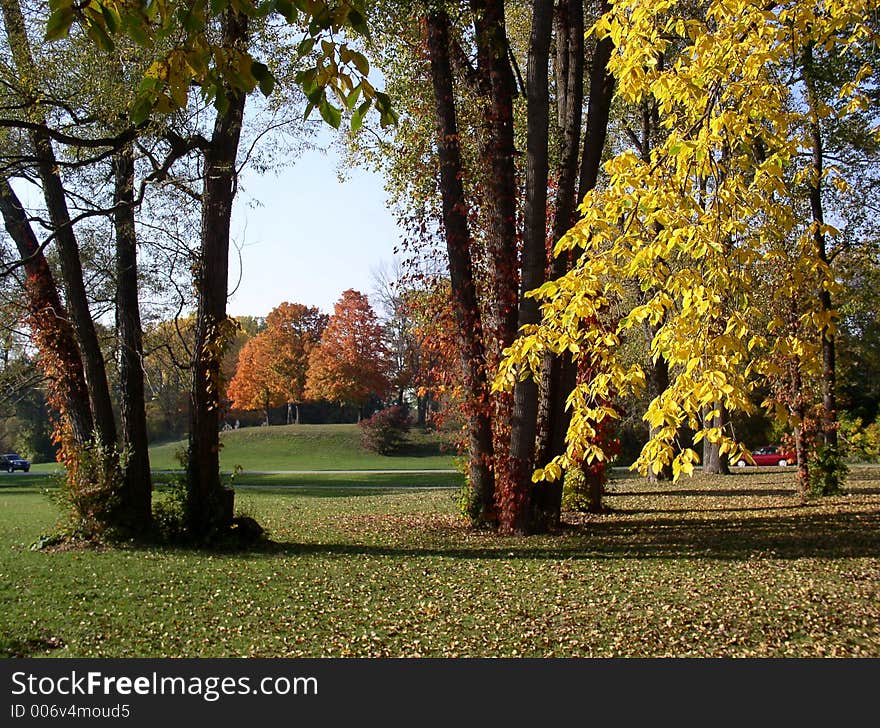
48, 0, 394, 134
319, 99, 341, 129
44, 5, 75, 41
350, 99, 370, 133
251, 61, 274, 97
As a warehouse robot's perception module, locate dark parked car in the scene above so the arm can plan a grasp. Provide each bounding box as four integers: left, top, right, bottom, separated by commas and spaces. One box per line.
735, 446, 794, 468
0, 453, 30, 472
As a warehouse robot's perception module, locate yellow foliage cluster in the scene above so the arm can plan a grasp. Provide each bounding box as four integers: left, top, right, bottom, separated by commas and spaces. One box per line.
496, 0, 877, 481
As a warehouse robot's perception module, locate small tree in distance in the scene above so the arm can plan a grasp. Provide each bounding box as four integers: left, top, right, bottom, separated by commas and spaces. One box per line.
305, 289, 389, 421
228, 303, 327, 425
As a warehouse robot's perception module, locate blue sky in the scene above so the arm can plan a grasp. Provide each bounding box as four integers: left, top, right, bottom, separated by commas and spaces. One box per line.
228, 142, 401, 319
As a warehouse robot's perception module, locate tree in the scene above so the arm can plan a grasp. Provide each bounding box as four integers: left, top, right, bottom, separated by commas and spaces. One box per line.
305, 289, 388, 420
1, 0, 119, 462
426, 9, 496, 523
0, 178, 94, 452
227, 302, 327, 425
498, 0, 878, 498
54, 0, 393, 542
0, 0, 159, 535
503, 0, 554, 533
356, 0, 620, 532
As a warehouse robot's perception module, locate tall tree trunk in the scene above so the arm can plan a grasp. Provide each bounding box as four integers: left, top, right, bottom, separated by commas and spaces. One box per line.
427, 9, 496, 525
702, 402, 730, 475
471, 0, 519, 497
113, 143, 153, 533
534, 0, 615, 526
576, 0, 615, 201
0, 178, 94, 446
803, 43, 839, 491
471, 0, 520, 364
502, 0, 554, 534
1, 0, 118, 456
639, 92, 673, 484
187, 8, 248, 541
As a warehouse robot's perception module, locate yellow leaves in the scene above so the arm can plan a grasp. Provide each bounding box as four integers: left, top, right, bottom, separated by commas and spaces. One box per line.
532, 461, 563, 483
831, 176, 850, 194
492, 335, 545, 392
671, 449, 699, 480
492, 0, 871, 491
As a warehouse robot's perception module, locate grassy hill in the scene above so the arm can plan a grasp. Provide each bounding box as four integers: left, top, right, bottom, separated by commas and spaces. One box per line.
146, 423, 457, 472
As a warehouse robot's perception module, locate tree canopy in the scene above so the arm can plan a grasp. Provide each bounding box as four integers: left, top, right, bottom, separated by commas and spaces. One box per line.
497, 0, 879, 494
305, 289, 388, 416
227, 302, 327, 424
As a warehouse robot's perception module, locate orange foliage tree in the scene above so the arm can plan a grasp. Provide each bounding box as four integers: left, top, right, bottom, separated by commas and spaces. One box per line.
227, 303, 327, 425
305, 289, 389, 420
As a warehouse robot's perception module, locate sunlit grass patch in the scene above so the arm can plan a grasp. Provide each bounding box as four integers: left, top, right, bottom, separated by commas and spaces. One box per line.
0, 467, 877, 658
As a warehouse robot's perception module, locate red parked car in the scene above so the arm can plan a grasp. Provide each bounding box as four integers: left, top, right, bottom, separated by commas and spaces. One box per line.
736, 446, 795, 468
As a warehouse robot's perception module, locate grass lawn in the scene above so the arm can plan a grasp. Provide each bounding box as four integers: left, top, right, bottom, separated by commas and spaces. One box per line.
116, 424, 453, 473
0, 466, 878, 657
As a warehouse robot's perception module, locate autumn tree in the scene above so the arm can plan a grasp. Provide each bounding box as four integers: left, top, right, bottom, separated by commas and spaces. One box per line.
305, 289, 388, 420
374, 0, 617, 532
228, 302, 327, 425
0, 0, 164, 536
57, 0, 394, 542
498, 0, 878, 499
372, 260, 454, 426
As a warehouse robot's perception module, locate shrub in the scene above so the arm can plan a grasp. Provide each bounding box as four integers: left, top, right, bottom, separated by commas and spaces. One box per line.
562, 463, 608, 513
152, 475, 188, 544
808, 443, 847, 497
359, 406, 411, 455
52, 438, 123, 542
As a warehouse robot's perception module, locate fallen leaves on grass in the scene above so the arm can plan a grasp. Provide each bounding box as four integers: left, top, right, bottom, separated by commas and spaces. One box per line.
0, 468, 877, 657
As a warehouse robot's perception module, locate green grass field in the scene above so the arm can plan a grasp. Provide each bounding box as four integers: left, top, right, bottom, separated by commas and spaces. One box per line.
29, 423, 458, 474
1, 467, 878, 657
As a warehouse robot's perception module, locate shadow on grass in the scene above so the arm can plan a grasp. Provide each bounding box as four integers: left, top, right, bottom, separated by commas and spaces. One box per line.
263, 508, 880, 562
235, 486, 436, 498
608, 488, 797, 498
231, 474, 463, 489
0, 635, 64, 658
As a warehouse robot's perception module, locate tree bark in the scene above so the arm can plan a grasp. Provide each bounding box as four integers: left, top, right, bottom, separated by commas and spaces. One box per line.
638, 89, 673, 483
702, 402, 730, 475
427, 9, 496, 525
0, 178, 94, 446
113, 143, 153, 532
187, 8, 248, 540
502, 0, 554, 534
534, 0, 615, 526
471, 0, 520, 363
577, 0, 615, 201
803, 43, 838, 467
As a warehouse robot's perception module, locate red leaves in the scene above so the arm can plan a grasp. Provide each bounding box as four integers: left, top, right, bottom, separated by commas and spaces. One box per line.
228, 302, 326, 417
304, 289, 389, 409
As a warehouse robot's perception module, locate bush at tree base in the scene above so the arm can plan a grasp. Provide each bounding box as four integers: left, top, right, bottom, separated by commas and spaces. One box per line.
809, 443, 847, 497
